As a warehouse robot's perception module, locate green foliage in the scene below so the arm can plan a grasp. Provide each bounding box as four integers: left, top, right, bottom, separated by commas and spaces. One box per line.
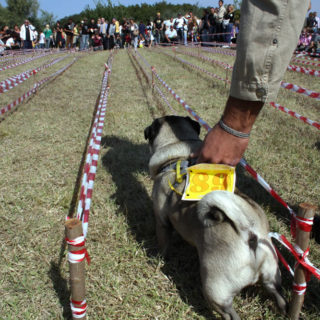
38, 9, 57, 28
233, 0, 242, 10
6, 0, 39, 24
60, 1, 205, 25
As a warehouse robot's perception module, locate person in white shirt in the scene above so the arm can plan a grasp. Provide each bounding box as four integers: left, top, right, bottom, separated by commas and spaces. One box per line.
20, 20, 35, 49
216, 0, 226, 42
39, 31, 45, 48
163, 18, 174, 31
165, 25, 178, 43
174, 13, 187, 43
0, 39, 5, 54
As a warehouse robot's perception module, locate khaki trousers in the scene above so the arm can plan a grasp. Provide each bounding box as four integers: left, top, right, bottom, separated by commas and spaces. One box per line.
230, 0, 309, 102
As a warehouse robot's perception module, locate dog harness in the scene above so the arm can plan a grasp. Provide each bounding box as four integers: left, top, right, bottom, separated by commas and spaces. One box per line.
158, 160, 189, 196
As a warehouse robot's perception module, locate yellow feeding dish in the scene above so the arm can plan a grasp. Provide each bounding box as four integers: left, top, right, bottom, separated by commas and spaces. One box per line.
182, 163, 236, 201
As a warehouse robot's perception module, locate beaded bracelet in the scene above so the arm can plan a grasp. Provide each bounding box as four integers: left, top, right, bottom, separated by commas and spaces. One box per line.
218, 118, 251, 138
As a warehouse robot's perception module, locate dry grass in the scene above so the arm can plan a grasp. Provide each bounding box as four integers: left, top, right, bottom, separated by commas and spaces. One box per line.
0, 47, 319, 320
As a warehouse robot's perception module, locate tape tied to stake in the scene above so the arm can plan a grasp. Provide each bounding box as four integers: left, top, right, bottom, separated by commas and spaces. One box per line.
269, 232, 320, 281
70, 299, 87, 319
66, 236, 91, 264
291, 214, 314, 238
65, 235, 86, 247
292, 282, 307, 296
68, 248, 91, 264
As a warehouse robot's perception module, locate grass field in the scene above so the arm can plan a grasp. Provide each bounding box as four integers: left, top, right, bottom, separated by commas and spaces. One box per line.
0, 47, 319, 320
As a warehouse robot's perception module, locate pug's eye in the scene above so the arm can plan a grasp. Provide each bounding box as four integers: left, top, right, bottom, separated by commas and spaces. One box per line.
209, 208, 224, 222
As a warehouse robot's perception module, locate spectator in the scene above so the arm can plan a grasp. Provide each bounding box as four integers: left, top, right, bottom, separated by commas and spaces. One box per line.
174, 13, 187, 43
165, 25, 178, 43
99, 17, 108, 49
20, 20, 35, 49
129, 18, 139, 50
13, 25, 21, 47
314, 12, 320, 31
139, 21, 146, 42
39, 31, 45, 48
1, 26, 11, 45
200, 9, 210, 44
55, 21, 63, 48
92, 32, 103, 51
145, 21, 154, 47
64, 18, 74, 49
153, 12, 163, 44
297, 27, 312, 51
44, 24, 52, 48
88, 18, 98, 46
108, 18, 116, 49
216, 0, 226, 42
0, 38, 5, 54
5, 34, 19, 49
188, 16, 199, 43
73, 24, 79, 48
223, 4, 235, 47
208, 7, 217, 41
163, 17, 174, 31
80, 18, 89, 50
306, 12, 317, 30
114, 18, 120, 48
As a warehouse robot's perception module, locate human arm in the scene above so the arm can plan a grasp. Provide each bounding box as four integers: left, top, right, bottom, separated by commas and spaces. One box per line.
195, 0, 309, 166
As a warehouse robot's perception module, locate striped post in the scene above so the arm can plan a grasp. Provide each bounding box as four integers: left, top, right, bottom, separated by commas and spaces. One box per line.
288, 203, 317, 319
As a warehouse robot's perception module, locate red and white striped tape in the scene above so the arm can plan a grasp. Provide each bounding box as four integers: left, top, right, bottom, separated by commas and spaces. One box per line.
140, 50, 299, 227
147, 57, 211, 131
0, 55, 68, 94
139, 50, 320, 285
294, 50, 320, 57
291, 58, 320, 67
76, 54, 114, 238
270, 102, 320, 130
280, 81, 320, 100
0, 58, 76, 116
201, 46, 236, 56
160, 47, 319, 130
195, 46, 320, 100
177, 47, 232, 69
292, 282, 307, 295
70, 299, 87, 319
157, 48, 230, 84
269, 232, 320, 281
0, 51, 53, 72
132, 50, 177, 115
287, 64, 320, 77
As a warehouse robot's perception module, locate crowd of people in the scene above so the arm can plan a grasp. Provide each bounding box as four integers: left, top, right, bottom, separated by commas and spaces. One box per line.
296, 11, 320, 53
0, 2, 319, 54
0, 1, 241, 53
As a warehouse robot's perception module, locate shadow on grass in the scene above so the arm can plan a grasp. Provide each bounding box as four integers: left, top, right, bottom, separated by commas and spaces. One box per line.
101, 135, 214, 319
101, 134, 319, 318
48, 238, 72, 319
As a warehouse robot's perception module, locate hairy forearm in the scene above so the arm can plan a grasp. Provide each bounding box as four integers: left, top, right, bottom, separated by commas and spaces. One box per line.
222, 96, 263, 133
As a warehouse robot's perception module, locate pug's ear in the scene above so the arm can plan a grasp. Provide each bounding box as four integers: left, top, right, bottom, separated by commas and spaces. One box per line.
186, 116, 201, 135
144, 118, 164, 142
144, 125, 152, 140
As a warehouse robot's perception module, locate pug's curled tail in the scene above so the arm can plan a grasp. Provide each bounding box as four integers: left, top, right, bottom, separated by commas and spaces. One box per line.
197, 191, 255, 237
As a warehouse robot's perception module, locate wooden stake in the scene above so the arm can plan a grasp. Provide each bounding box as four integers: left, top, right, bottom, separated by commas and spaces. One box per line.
288, 203, 317, 320
65, 218, 86, 320
151, 66, 155, 93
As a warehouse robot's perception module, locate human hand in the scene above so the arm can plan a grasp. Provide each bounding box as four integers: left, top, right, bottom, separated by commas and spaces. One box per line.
192, 123, 249, 166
